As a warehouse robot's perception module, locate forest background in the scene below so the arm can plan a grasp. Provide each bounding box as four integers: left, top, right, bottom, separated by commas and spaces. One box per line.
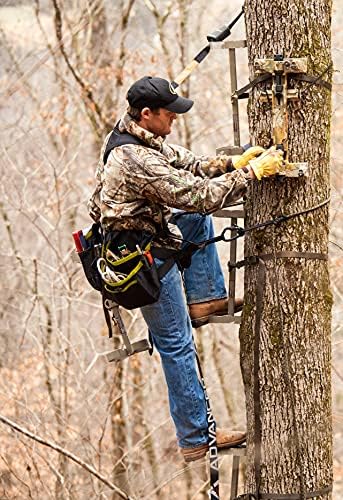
0, 0, 342, 498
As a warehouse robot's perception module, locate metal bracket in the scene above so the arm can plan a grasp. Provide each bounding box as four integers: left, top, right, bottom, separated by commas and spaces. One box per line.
254, 55, 309, 178
209, 40, 247, 50
104, 300, 150, 362
278, 161, 308, 177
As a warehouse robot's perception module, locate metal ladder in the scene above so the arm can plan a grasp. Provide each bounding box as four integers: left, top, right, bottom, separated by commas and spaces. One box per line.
220, 446, 247, 499
211, 39, 248, 498
210, 38, 247, 327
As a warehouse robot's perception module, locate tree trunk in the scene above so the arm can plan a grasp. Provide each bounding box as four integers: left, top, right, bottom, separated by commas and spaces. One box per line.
239, 0, 333, 498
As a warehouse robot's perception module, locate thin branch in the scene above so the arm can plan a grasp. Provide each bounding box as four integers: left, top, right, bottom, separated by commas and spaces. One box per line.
0, 453, 33, 498
329, 239, 343, 252
0, 414, 132, 500
141, 460, 205, 498
51, 0, 110, 131
0, 2, 96, 102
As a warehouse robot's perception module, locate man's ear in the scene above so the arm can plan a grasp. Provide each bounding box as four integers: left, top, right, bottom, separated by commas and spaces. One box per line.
140, 107, 151, 120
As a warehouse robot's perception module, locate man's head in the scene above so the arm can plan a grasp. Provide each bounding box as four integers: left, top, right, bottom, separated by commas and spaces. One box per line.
126, 76, 193, 136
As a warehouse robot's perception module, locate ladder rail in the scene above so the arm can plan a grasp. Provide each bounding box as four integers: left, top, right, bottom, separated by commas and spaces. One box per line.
213, 40, 247, 324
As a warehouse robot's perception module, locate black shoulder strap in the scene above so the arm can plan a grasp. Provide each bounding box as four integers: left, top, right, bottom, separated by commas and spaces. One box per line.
103, 123, 146, 165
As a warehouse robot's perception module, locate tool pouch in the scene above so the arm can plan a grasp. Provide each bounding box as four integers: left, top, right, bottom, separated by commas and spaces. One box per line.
100, 230, 161, 309
77, 223, 103, 291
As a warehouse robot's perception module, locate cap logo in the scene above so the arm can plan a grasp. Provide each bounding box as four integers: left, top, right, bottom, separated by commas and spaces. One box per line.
169, 83, 177, 95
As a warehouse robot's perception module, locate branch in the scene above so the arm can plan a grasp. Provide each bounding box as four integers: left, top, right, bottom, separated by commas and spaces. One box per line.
0, 1, 94, 102
0, 414, 132, 500
51, 0, 110, 132
143, 0, 174, 80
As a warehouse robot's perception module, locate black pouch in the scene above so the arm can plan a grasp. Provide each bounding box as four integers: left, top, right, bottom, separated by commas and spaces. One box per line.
100, 230, 161, 309
77, 223, 103, 291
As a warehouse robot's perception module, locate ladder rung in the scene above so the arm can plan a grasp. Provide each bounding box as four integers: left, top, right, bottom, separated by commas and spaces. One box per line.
216, 145, 244, 156
209, 40, 247, 50
208, 314, 241, 325
213, 209, 245, 218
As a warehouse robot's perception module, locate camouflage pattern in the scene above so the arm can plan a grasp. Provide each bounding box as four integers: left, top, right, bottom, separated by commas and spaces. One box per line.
88, 112, 251, 246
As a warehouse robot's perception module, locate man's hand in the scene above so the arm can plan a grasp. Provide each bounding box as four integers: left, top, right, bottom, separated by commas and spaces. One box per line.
231, 146, 265, 170
248, 147, 284, 180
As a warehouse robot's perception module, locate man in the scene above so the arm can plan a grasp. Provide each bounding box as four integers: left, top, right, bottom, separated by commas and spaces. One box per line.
88, 76, 283, 461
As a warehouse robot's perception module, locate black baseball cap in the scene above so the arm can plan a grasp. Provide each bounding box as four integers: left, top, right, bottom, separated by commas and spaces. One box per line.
127, 76, 194, 114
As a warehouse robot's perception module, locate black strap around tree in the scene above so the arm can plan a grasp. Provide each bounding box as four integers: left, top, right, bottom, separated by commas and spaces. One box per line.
291, 73, 332, 92
258, 484, 333, 500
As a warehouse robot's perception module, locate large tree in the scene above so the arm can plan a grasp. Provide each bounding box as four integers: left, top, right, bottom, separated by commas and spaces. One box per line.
240, 0, 333, 498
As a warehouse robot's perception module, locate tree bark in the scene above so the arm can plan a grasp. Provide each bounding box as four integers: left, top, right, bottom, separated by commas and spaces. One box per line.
239, 0, 333, 498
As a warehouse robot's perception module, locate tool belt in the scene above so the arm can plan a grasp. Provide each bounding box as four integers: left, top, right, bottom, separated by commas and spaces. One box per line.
76, 224, 185, 310
75, 222, 239, 311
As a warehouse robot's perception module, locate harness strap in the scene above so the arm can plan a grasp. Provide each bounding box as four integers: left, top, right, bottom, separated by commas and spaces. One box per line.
230, 251, 327, 271
103, 124, 147, 165
152, 243, 201, 278
102, 294, 114, 338
257, 251, 328, 261
150, 247, 179, 279
258, 485, 333, 500
291, 74, 332, 91
235, 74, 271, 99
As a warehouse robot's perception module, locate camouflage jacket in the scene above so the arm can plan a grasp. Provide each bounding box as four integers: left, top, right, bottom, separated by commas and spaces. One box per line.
88, 113, 250, 245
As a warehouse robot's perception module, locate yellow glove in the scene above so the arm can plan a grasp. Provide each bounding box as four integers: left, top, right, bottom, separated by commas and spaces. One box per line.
248, 147, 284, 180
231, 146, 265, 169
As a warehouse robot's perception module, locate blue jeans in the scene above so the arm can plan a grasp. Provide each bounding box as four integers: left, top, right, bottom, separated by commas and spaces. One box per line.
141, 214, 227, 448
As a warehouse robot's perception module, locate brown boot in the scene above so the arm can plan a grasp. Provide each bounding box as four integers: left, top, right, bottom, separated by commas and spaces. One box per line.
189, 297, 243, 328
181, 429, 246, 463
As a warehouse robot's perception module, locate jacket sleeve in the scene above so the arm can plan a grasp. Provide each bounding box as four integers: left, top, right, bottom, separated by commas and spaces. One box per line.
87, 183, 102, 223
122, 145, 249, 214
167, 143, 230, 178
